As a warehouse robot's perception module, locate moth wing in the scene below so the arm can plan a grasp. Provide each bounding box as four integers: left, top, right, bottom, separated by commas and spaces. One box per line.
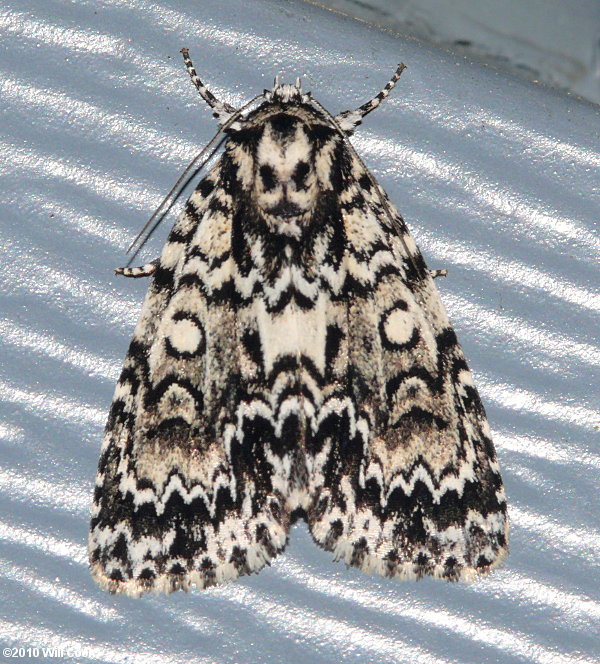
308, 160, 508, 580
89, 165, 289, 596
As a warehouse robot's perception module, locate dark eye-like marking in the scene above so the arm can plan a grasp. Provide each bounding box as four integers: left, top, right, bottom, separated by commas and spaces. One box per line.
259, 164, 277, 191
291, 161, 310, 190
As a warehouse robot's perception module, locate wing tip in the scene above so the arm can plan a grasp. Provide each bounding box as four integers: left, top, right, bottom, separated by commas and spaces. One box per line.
310, 515, 509, 583
89, 557, 272, 597
333, 544, 510, 583
88, 526, 290, 596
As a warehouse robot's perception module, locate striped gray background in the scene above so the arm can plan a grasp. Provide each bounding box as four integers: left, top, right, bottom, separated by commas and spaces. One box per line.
1, 1, 598, 662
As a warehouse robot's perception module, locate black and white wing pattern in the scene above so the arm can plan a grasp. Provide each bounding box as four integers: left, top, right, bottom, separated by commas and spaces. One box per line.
306, 154, 508, 580
89, 52, 508, 596
89, 162, 292, 595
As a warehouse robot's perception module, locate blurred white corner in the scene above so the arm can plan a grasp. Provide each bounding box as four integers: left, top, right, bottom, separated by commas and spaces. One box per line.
312, 0, 600, 104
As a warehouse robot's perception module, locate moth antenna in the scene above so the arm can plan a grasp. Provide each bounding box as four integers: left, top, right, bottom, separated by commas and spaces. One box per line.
335, 63, 406, 133
126, 93, 263, 264
180, 48, 237, 124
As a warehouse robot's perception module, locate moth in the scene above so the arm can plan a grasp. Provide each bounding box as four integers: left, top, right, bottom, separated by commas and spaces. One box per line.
89, 49, 508, 596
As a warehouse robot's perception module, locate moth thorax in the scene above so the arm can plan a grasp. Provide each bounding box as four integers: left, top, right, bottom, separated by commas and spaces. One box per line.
253, 114, 319, 231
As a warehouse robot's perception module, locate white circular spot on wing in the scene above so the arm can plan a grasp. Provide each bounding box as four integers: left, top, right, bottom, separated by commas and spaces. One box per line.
383, 307, 416, 345
168, 318, 203, 354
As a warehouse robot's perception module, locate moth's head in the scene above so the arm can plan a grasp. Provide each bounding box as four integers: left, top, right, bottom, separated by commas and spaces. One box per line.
264, 75, 308, 105
224, 75, 340, 230
251, 110, 322, 225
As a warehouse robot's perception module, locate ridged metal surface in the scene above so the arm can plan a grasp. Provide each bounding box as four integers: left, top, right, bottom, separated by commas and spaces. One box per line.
0, 1, 598, 662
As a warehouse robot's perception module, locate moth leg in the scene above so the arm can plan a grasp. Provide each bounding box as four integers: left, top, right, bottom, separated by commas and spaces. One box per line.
180, 48, 236, 122
115, 259, 159, 278
430, 269, 448, 279
334, 63, 406, 132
